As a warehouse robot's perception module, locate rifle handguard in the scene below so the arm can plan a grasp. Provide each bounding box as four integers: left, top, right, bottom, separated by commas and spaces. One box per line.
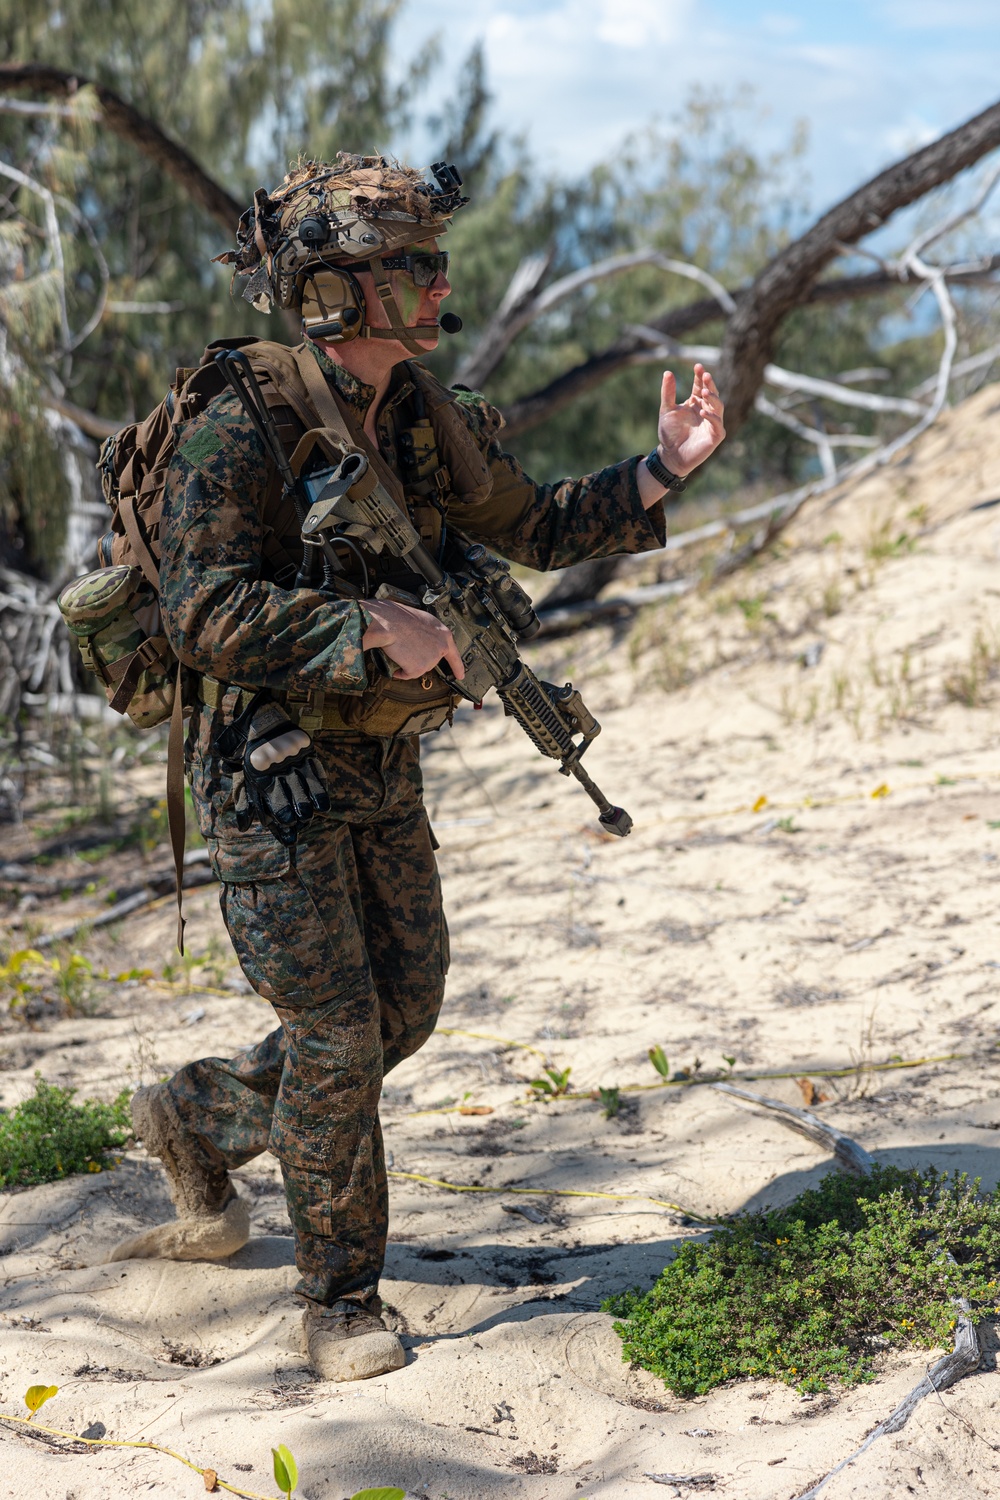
296, 448, 632, 836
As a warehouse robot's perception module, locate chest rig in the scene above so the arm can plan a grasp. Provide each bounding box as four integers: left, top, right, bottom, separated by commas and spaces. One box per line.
238, 344, 495, 736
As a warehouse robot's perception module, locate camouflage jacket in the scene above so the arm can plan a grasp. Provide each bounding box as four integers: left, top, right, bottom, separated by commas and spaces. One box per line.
159, 343, 666, 696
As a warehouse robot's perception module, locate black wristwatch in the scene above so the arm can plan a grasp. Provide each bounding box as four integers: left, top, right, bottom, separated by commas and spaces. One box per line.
645, 448, 688, 492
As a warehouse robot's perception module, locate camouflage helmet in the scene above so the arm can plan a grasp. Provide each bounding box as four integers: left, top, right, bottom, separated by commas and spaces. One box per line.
218, 154, 466, 354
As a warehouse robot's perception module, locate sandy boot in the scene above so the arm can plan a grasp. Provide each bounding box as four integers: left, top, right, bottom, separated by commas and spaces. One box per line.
108, 1084, 250, 1263
304, 1299, 406, 1382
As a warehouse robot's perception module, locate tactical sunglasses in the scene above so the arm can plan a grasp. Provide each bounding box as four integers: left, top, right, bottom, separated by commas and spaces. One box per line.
378, 251, 450, 286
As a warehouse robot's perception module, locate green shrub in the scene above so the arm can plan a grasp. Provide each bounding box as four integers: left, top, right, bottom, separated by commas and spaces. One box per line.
605, 1165, 1000, 1397
0, 1076, 132, 1188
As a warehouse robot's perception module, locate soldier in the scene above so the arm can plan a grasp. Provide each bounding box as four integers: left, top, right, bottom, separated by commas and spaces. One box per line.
110, 154, 725, 1381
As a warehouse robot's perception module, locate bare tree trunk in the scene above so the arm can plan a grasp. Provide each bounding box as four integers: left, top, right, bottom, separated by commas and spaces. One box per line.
0, 63, 242, 232
716, 97, 1000, 434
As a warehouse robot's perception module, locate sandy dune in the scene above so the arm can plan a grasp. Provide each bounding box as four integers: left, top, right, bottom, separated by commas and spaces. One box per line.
3, 383, 1000, 1497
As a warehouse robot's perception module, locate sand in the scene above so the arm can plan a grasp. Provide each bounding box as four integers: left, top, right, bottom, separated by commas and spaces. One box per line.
2, 382, 1000, 1498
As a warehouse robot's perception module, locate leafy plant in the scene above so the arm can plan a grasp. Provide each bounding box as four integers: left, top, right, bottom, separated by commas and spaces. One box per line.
530, 1065, 572, 1098
46, 952, 94, 1013
161, 937, 228, 989
351, 1491, 406, 1500
865, 518, 915, 563
944, 625, 1000, 708
0, 948, 94, 1014
272, 1444, 298, 1499
0, 1076, 132, 1188
598, 1086, 621, 1119
606, 1165, 1000, 1398
0, 949, 46, 1010
648, 1045, 670, 1081
736, 595, 766, 625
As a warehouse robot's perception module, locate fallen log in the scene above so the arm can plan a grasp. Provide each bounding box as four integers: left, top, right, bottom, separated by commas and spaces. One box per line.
533, 578, 693, 636
711, 1080, 874, 1175
793, 1300, 983, 1499
32, 850, 215, 948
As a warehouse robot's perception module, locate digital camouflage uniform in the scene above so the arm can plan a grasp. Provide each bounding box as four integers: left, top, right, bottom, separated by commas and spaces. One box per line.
159, 341, 665, 1308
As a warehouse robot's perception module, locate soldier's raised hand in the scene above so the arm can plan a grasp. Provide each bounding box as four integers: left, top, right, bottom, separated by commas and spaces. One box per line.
651, 362, 726, 483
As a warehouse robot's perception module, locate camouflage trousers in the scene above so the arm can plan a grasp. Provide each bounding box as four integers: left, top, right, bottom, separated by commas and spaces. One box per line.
165, 699, 448, 1306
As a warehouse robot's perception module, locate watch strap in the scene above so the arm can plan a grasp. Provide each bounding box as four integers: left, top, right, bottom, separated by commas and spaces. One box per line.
645, 448, 688, 491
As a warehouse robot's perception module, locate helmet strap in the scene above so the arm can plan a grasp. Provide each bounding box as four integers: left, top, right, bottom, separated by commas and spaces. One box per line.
362, 254, 427, 356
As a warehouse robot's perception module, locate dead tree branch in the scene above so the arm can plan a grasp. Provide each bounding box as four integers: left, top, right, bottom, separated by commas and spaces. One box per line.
715, 96, 1000, 435
793, 1302, 982, 1500
456, 248, 734, 391
39, 393, 120, 440
0, 64, 242, 232
712, 1081, 874, 1174
499, 254, 1000, 436
453, 250, 552, 389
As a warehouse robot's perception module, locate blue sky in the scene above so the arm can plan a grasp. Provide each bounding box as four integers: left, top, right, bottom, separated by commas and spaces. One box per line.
392, 0, 1000, 217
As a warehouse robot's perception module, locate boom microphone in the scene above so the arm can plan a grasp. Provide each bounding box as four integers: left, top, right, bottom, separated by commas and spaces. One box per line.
439, 312, 463, 334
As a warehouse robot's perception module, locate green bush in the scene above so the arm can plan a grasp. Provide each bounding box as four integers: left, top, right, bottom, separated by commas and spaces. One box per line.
0, 1077, 132, 1188
605, 1165, 1000, 1397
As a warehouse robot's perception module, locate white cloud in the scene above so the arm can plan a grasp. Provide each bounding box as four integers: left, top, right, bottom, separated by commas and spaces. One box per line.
759, 12, 802, 37
878, 0, 1000, 28
390, 0, 1000, 215
595, 0, 680, 49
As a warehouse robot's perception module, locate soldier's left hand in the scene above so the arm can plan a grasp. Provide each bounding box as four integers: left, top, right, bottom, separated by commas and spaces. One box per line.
655, 362, 725, 477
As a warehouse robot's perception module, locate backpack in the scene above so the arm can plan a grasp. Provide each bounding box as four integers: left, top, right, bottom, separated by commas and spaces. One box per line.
57, 335, 286, 952
58, 335, 265, 728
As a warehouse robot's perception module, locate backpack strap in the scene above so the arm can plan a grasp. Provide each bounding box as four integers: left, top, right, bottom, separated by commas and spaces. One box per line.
105, 635, 172, 715
287, 344, 410, 511
167, 658, 187, 954
119, 490, 161, 589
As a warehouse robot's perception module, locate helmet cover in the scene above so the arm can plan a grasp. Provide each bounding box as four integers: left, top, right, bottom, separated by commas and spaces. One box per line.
217, 154, 467, 315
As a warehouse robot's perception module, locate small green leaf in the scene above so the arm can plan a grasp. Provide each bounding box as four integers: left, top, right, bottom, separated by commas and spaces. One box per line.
350, 1489, 406, 1500
529, 1077, 554, 1095
648, 1045, 670, 1080
272, 1444, 298, 1496
24, 1383, 58, 1417
722, 1055, 736, 1070
598, 1086, 621, 1119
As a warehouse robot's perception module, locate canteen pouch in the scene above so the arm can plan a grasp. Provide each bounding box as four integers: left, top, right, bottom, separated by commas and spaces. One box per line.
58, 564, 176, 729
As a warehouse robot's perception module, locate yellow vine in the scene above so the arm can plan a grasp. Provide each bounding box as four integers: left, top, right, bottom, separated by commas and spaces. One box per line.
387, 1169, 720, 1223
0, 1414, 280, 1499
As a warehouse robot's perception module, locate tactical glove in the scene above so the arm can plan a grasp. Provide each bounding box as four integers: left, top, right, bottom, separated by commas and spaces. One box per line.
216, 695, 330, 846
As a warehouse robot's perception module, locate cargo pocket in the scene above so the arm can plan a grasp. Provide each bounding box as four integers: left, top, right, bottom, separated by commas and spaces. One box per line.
219, 863, 350, 1006
277, 1115, 380, 1239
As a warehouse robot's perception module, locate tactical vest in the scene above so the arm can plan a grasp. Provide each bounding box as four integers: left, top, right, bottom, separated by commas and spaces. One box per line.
228, 342, 495, 737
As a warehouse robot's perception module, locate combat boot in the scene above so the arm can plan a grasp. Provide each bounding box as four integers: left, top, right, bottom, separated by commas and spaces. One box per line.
304, 1298, 406, 1382
108, 1083, 250, 1263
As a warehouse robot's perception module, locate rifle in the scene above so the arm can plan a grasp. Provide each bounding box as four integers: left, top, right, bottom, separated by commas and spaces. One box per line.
216, 349, 632, 837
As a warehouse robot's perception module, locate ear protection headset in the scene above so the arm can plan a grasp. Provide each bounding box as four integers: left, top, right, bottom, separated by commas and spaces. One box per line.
297, 264, 463, 346
297, 267, 366, 343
